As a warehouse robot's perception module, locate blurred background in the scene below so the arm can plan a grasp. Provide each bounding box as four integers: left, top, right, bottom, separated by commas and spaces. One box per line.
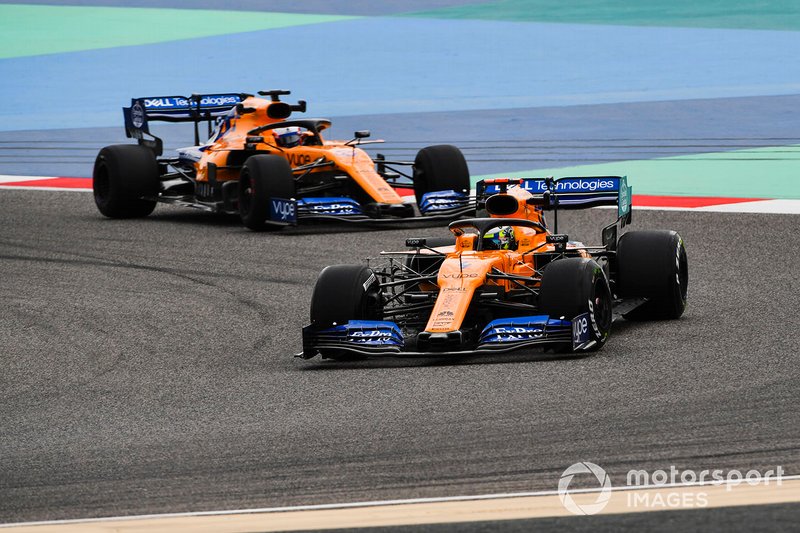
1, 0, 799, 199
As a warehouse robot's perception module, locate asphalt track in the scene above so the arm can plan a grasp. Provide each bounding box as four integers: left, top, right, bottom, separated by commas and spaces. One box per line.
1, 189, 798, 528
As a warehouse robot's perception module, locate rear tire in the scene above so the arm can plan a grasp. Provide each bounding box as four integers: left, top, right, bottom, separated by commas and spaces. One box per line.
539, 258, 612, 351
310, 265, 381, 327
413, 145, 470, 207
239, 154, 295, 231
617, 230, 688, 320
93, 145, 158, 218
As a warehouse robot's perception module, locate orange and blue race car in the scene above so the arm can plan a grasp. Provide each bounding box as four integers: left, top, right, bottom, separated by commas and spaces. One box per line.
301, 176, 688, 359
92, 90, 471, 230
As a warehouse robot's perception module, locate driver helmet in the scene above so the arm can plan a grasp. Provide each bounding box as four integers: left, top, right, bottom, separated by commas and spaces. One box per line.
272, 126, 303, 148
483, 226, 516, 250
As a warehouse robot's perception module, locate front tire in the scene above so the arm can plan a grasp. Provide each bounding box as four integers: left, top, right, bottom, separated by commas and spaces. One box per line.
413, 145, 470, 207
310, 265, 381, 327
239, 154, 295, 231
539, 258, 612, 352
93, 145, 158, 218
617, 230, 688, 320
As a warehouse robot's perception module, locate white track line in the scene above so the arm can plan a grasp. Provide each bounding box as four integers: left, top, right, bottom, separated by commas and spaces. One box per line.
696, 199, 800, 214
0, 175, 91, 192
3, 474, 799, 529
0, 175, 57, 183
0, 185, 92, 192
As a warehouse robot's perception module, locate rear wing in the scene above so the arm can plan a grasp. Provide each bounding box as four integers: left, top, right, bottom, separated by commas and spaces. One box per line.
477, 176, 632, 246
477, 175, 631, 221
123, 93, 248, 152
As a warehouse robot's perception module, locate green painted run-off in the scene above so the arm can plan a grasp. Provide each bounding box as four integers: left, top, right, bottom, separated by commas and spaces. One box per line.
0, 4, 356, 59
407, 0, 800, 32
474, 145, 800, 199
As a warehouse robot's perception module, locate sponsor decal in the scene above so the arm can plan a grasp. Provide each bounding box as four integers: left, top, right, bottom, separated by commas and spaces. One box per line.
362, 273, 376, 292
307, 203, 355, 212
675, 238, 685, 306
533, 178, 617, 193
587, 297, 603, 339
143, 97, 180, 109
487, 177, 619, 195
298, 197, 361, 214
437, 291, 462, 310
436, 310, 455, 317
493, 326, 544, 341
495, 326, 542, 334
142, 95, 240, 110
572, 312, 591, 348
288, 153, 312, 166
269, 197, 296, 223
441, 287, 467, 293
441, 273, 480, 279
131, 102, 145, 129
546, 234, 569, 244
619, 179, 631, 217
351, 330, 390, 338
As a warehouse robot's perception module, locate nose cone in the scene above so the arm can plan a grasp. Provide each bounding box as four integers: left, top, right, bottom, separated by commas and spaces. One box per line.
417, 330, 464, 352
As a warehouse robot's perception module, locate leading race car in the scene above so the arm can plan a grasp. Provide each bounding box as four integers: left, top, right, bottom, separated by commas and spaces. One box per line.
92, 90, 471, 230
301, 175, 688, 359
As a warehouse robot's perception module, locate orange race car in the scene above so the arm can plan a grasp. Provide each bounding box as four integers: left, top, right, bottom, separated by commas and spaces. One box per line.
92, 90, 471, 230
301, 176, 688, 359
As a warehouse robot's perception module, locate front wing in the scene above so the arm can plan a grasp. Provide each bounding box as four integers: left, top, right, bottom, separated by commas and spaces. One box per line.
293, 190, 473, 224
299, 315, 587, 359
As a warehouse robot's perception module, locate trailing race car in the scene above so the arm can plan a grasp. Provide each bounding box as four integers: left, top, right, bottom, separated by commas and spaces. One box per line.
92, 90, 471, 230
301, 175, 688, 359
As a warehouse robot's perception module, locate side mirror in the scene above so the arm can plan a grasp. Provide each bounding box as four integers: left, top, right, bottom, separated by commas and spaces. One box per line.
236, 103, 256, 115
526, 190, 556, 208
354, 130, 371, 139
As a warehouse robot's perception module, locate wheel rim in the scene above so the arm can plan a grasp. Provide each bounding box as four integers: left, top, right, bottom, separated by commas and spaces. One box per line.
240, 171, 253, 215
593, 278, 612, 334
